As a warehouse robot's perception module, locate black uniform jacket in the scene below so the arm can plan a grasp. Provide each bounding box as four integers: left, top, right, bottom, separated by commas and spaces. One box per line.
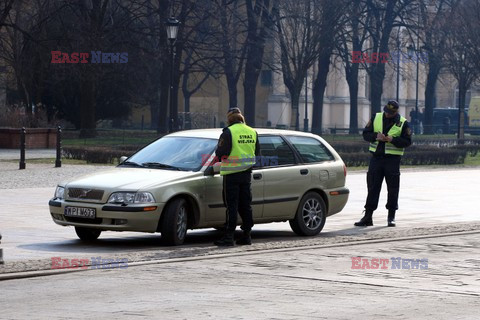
363, 113, 412, 156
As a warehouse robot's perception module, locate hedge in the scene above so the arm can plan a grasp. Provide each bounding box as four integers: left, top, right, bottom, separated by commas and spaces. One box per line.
63, 139, 478, 166
63, 146, 137, 164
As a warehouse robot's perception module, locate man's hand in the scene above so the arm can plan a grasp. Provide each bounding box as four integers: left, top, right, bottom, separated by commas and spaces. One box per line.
376, 132, 386, 141
376, 132, 392, 142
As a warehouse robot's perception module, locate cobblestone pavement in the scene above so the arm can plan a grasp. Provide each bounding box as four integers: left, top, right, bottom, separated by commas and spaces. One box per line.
0, 161, 111, 189
0, 232, 479, 319
0, 148, 57, 160
1, 167, 479, 274
1, 158, 479, 318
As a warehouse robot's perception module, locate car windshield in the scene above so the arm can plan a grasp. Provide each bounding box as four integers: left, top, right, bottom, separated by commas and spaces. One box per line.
122, 136, 218, 171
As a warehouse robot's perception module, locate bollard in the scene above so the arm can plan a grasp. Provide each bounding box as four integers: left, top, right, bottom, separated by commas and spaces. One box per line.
55, 126, 62, 167
19, 127, 26, 170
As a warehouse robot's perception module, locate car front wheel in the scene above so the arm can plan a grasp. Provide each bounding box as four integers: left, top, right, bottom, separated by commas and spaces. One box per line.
75, 226, 101, 241
161, 198, 188, 245
289, 192, 326, 236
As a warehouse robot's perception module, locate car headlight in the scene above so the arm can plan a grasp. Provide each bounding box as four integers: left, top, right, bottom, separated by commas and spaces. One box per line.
108, 192, 155, 204
54, 186, 65, 199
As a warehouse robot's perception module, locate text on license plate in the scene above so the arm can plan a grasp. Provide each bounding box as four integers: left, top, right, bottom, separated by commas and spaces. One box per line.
64, 206, 96, 219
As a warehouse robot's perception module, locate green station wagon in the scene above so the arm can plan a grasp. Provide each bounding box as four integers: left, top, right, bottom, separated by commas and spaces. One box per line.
49, 129, 349, 245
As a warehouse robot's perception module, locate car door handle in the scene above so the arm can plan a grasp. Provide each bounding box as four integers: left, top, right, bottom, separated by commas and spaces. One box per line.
300, 169, 309, 175
253, 173, 262, 180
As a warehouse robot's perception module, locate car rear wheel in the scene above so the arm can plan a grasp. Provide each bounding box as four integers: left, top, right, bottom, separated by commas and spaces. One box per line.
75, 226, 101, 241
289, 192, 326, 236
161, 198, 188, 245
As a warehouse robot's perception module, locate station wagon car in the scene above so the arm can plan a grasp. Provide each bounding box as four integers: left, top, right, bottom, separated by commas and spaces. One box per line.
49, 129, 349, 245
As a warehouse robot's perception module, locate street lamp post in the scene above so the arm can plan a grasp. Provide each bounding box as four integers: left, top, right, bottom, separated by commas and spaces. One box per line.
166, 17, 180, 133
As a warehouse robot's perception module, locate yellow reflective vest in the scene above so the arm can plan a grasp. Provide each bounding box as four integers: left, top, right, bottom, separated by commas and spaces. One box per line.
369, 113, 406, 156
220, 123, 257, 175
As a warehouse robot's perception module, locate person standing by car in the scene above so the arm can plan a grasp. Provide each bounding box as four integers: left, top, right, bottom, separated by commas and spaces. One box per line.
355, 100, 412, 227
214, 107, 260, 246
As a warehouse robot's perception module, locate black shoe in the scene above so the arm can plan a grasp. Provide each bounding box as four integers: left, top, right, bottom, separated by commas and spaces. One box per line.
387, 210, 396, 227
354, 218, 373, 227
236, 231, 252, 245
214, 233, 234, 246
354, 210, 373, 226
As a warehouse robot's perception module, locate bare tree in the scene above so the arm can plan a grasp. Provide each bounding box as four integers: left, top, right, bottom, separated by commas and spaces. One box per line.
334, 0, 371, 134
180, 0, 221, 128
209, 0, 248, 110
420, 0, 460, 134
243, 0, 275, 126
0, 0, 15, 31
363, 0, 416, 114
310, 0, 346, 134
444, 0, 480, 140
274, 0, 324, 130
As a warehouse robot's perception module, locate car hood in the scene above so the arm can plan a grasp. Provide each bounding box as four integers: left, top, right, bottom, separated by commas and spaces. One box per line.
63, 167, 200, 191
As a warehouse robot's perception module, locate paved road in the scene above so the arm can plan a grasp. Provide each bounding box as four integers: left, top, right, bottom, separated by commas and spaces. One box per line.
1, 161, 479, 319
0, 167, 479, 268
1, 232, 479, 319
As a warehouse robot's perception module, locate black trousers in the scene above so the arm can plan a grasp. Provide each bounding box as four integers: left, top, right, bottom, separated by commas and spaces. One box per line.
223, 170, 254, 233
364, 155, 401, 212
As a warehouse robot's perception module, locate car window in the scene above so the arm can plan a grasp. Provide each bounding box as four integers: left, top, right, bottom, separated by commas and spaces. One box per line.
125, 137, 218, 171
285, 136, 334, 163
257, 135, 296, 167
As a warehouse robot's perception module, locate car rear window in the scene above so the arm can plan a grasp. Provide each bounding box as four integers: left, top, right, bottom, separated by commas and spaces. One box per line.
285, 136, 334, 163
258, 135, 296, 166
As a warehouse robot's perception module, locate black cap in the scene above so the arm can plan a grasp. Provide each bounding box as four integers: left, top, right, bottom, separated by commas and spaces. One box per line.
227, 107, 241, 114
384, 100, 399, 115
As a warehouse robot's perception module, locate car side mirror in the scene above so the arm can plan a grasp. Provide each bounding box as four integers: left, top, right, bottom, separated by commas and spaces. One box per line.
213, 162, 221, 174
204, 162, 221, 176
119, 156, 128, 164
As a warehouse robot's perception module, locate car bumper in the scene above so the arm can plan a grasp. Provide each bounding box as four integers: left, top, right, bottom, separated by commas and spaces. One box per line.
49, 199, 165, 232
326, 187, 349, 216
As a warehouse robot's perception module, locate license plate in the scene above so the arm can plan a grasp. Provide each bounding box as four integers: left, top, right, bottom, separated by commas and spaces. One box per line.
64, 206, 96, 219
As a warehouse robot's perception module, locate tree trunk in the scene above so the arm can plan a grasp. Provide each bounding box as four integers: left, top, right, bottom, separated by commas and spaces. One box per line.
243, 0, 272, 127
423, 62, 440, 134
243, 68, 258, 126
312, 54, 331, 135
226, 75, 238, 109
346, 68, 359, 134
290, 92, 300, 130
369, 64, 385, 114
79, 75, 96, 138
184, 92, 191, 129
458, 82, 467, 142
150, 92, 159, 130
157, 59, 170, 134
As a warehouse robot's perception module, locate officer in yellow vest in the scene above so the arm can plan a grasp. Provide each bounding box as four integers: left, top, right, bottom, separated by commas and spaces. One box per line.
355, 100, 412, 227
214, 107, 260, 246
